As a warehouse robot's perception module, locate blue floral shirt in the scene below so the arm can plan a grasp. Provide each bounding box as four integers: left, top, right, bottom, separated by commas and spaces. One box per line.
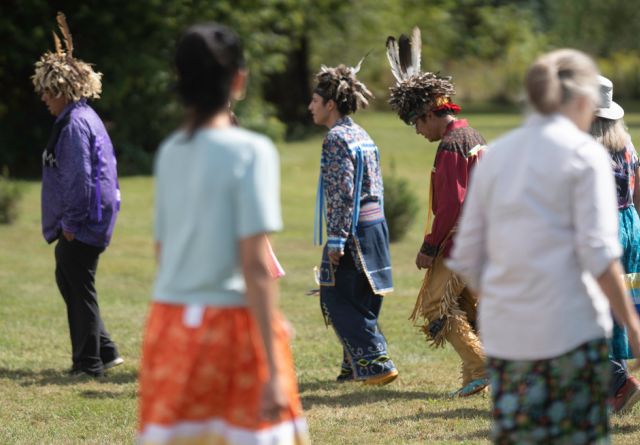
609, 142, 638, 209
321, 116, 384, 253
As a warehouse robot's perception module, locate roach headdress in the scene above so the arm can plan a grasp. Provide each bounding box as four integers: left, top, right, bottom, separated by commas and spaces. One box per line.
32, 12, 102, 101
313, 55, 373, 115
386, 27, 458, 125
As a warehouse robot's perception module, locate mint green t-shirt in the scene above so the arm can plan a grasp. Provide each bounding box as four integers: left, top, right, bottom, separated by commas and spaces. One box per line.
153, 127, 282, 306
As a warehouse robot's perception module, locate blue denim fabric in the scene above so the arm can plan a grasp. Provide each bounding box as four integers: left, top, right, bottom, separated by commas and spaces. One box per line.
319, 247, 396, 380
318, 219, 393, 294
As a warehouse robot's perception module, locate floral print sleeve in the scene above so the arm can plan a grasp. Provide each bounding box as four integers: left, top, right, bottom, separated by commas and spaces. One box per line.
321, 131, 355, 252
610, 142, 639, 208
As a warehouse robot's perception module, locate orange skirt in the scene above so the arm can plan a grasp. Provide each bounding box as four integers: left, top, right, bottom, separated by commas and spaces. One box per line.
138, 302, 309, 445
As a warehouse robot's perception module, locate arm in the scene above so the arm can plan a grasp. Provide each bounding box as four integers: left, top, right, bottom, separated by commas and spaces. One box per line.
572, 143, 622, 283
235, 138, 285, 418
56, 121, 92, 237
240, 233, 286, 420
321, 134, 355, 263
571, 143, 640, 351
598, 261, 640, 359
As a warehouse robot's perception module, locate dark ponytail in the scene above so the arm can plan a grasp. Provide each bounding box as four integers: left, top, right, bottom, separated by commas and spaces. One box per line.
175, 23, 245, 134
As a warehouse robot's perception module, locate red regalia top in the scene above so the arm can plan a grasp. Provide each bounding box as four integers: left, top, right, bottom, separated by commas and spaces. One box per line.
422, 119, 486, 258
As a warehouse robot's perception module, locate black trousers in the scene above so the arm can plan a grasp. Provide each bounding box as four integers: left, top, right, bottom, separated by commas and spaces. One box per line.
54, 237, 119, 375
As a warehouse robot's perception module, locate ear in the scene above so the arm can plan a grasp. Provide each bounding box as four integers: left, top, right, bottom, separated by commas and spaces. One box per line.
230, 69, 248, 101
326, 99, 337, 112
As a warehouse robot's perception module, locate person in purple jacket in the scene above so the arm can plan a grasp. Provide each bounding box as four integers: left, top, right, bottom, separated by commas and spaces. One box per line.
31, 12, 122, 377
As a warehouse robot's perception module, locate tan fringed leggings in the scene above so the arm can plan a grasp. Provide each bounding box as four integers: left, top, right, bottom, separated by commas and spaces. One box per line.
412, 255, 486, 385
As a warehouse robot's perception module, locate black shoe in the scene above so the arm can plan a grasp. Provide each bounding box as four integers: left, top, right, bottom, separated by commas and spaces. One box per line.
69, 369, 104, 379
103, 357, 124, 370
336, 368, 355, 383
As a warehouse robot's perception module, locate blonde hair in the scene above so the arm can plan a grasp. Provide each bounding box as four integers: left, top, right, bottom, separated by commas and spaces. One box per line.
525, 49, 599, 115
590, 117, 630, 152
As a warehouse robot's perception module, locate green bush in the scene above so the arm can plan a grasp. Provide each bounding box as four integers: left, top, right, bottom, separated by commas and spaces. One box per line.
383, 175, 419, 243
0, 167, 22, 224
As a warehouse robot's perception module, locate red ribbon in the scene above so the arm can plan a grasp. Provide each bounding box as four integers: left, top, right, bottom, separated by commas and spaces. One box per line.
432, 102, 462, 114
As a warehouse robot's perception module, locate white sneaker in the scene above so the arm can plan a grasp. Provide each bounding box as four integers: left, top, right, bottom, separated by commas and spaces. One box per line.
104, 357, 124, 370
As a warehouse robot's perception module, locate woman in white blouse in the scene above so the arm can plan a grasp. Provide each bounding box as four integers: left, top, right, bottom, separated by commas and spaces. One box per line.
448, 49, 640, 444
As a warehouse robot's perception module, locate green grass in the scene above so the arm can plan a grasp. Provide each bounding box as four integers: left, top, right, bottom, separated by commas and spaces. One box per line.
2, 112, 640, 444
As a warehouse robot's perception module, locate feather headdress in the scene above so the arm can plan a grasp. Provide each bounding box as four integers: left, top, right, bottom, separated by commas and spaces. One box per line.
314, 55, 373, 115
386, 27, 457, 124
32, 12, 102, 102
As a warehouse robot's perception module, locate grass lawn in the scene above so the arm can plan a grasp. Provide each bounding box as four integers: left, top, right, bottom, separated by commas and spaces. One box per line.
2, 112, 640, 444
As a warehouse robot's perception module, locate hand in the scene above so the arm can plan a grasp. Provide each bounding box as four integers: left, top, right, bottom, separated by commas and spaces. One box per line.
260, 375, 288, 421
415, 252, 434, 270
63, 230, 75, 241
328, 249, 344, 265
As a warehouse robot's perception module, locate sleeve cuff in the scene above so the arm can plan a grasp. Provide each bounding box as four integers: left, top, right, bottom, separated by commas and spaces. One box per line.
585, 244, 622, 278
420, 240, 439, 257
327, 236, 347, 251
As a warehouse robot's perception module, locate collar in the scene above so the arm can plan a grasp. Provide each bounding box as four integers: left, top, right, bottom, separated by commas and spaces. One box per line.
55, 99, 86, 123
524, 112, 575, 129
442, 118, 468, 137
331, 116, 353, 129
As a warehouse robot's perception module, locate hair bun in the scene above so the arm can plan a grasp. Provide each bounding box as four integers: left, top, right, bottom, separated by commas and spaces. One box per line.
525, 49, 598, 115
526, 60, 561, 114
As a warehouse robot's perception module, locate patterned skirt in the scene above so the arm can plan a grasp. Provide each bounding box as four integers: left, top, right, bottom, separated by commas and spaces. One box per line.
138, 302, 309, 445
487, 338, 610, 445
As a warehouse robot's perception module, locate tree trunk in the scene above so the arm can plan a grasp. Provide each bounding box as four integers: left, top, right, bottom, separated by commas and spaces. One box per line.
263, 35, 313, 140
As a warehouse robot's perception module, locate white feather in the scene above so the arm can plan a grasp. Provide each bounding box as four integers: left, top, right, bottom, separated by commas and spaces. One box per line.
386, 37, 403, 83
410, 27, 421, 76
352, 56, 365, 75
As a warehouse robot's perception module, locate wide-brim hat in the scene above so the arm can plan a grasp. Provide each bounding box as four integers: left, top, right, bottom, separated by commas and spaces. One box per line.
595, 75, 624, 120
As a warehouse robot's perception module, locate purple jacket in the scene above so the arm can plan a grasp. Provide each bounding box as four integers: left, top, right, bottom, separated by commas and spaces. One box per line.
41, 100, 120, 247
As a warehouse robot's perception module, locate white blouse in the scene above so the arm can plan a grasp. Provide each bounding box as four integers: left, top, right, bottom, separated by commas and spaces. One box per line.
447, 113, 620, 360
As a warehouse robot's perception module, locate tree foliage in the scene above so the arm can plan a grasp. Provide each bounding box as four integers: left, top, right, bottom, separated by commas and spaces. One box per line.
1, 0, 638, 176
0, 0, 315, 176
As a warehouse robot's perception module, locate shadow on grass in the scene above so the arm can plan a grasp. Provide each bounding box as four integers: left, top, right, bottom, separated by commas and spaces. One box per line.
80, 388, 137, 399
450, 429, 492, 442
382, 407, 491, 425
429, 407, 492, 420
614, 423, 640, 435
299, 381, 449, 408
0, 367, 137, 386
378, 408, 491, 442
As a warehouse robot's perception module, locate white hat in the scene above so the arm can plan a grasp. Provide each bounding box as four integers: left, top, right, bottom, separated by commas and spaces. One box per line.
595, 75, 624, 120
